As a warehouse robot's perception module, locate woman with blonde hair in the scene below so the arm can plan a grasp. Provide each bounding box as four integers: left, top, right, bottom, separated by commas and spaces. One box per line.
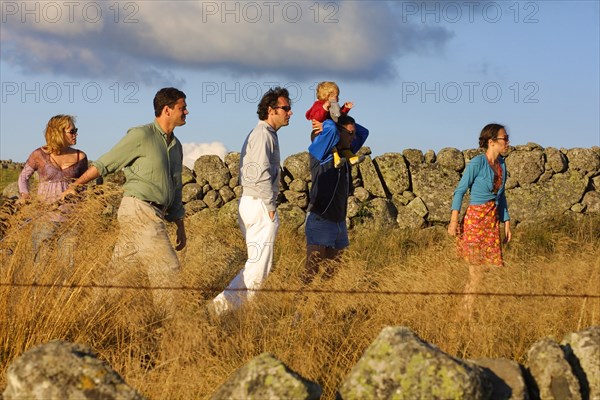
18, 114, 88, 266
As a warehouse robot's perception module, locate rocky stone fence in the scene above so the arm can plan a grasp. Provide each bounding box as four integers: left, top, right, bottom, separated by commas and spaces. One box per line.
4, 325, 599, 399
0, 160, 24, 170
2, 144, 600, 229
184, 144, 600, 229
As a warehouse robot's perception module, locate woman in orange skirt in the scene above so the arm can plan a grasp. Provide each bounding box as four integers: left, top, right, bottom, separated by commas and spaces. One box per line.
447, 123, 512, 317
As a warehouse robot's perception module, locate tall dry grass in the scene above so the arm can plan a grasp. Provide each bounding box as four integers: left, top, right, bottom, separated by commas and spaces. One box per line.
1, 187, 599, 399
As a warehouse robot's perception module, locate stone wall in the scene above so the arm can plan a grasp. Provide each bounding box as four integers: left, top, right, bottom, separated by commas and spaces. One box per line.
0, 160, 25, 169
4, 326, 599, 399
185, 144, 600, 229
2, 144, 599, 228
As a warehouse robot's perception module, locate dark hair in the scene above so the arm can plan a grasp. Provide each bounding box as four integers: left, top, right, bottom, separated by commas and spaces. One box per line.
154, 87, 186, 117
479, 123, 506, 149
257, 87, 290, 120
337, 115, 355, 127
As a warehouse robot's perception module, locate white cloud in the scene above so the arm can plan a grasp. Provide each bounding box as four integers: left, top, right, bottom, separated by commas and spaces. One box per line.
182, 142, 228, 169
0, 1, 452, 84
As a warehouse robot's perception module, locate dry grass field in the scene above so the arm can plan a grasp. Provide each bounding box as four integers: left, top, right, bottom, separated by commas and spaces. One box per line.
1, 187, 599, 399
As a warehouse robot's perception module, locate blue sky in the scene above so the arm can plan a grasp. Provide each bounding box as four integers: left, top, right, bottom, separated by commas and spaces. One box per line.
1, 1, 599, 167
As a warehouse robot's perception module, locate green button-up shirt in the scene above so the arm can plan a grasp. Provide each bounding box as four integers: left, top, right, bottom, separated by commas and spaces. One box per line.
92, 120, 184, 221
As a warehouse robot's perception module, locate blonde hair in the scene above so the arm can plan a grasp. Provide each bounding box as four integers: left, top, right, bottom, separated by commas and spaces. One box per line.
316, 81, 340, 101
42, 114, 75, 154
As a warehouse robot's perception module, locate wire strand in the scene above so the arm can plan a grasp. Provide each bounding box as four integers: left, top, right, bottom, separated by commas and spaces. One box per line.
1, 282, 598, 299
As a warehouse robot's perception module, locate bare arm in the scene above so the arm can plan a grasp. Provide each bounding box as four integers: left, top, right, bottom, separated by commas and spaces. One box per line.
174, 218, 186, 251
61, 165, 100, 199
447, 210, 460, 236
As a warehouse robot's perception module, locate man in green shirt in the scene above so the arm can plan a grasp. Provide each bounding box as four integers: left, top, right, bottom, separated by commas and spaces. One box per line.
65, 87, 188, 317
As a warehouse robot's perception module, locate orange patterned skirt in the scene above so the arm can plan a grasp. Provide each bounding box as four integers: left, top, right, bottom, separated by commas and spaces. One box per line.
457, 201, 503, 266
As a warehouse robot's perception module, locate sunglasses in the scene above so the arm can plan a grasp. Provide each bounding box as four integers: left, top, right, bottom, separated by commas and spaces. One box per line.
65, 128, 78, 135
273, 105, 292, 112
494, 134, 509, 142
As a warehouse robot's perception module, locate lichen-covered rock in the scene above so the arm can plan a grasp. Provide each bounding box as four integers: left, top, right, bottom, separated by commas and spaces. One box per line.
424, 149, 436, 164
233, 186, 243, 198
392, 193, 410, 207
437, 147, 465, 172
546, 147, 568, 173
506, 171, 588, 223
288, 179, 308, 193
283, 190, 308, 209
395, 206, 425, 229
194, 155, 231, 190
561, 326, 600, 400
538, 164, 555, 183
403, 149, 424, 166
217, 199, 239, 226
463, 148, 483, 162
210, 352, 321, 400
219, 186, 236, 204
358, 156, 387, 198
182, 165, 196, 185
505, 149, 545, 185
411, 164, 461, 222
224, 151, 240, 182
527, 337, 582, 400
367, 198, 397, 227
283, 152, 311, 182
184, 199, 208, 216
203, 190, 224, 209
347, 196, 361, 218
339, 326, 491, 399
353, 187, 370, 202
582, 191, 600, 214
182, 183, 203, 203
373, 153, 410, 195
471, 358, 530, 400
407, 197, 428, 218
515, 142, 544, 152
567, 148, 600, 175
3, 340, 146, 400
277, 204, 306, 232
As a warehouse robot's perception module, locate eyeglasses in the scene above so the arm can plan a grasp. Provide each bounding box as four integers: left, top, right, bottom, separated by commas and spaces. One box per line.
494, 135, 509, 142
65, 128, 78, 135
273, 105, 292, 112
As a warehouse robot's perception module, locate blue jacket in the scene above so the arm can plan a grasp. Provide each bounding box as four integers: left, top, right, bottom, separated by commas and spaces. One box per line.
307, 120, 369, 222
451, 154, 510, 222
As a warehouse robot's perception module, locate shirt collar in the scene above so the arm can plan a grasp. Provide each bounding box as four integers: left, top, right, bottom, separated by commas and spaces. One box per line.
153, 120, 177, 142
258, 120, 277, 134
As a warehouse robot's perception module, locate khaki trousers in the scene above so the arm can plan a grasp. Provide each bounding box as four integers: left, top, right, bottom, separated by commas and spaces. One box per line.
101, 196, 180, 315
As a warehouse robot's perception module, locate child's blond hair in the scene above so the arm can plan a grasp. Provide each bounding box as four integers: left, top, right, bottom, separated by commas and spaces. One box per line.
316, 81, 340, 101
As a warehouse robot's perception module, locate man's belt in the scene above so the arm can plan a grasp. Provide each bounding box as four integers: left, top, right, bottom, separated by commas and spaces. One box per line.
144, 200, 167, 213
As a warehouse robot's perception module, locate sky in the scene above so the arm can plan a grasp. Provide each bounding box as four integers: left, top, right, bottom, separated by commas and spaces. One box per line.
1, 0, 599, 168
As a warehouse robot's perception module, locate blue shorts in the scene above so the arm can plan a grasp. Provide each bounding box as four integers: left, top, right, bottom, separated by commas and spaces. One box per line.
305, 212, 349, 249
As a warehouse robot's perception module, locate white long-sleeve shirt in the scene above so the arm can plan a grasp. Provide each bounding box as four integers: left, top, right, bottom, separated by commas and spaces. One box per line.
239, 120, 280, 211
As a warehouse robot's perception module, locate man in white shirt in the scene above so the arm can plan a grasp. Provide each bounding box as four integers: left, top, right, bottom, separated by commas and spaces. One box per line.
212, 87, 292, 315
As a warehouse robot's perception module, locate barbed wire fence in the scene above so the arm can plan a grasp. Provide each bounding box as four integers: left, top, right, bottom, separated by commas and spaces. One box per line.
1, 282, 599, 299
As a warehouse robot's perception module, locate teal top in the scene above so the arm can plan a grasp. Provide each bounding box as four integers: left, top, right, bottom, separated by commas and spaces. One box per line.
451, 154, 510, 222
92, 120, 184, 221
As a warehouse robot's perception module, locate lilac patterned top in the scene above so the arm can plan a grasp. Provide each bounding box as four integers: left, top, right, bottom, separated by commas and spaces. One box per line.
18, 147, 88, 205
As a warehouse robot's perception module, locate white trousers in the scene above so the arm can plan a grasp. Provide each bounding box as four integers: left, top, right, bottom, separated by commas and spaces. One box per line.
213, 196, 279, 314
